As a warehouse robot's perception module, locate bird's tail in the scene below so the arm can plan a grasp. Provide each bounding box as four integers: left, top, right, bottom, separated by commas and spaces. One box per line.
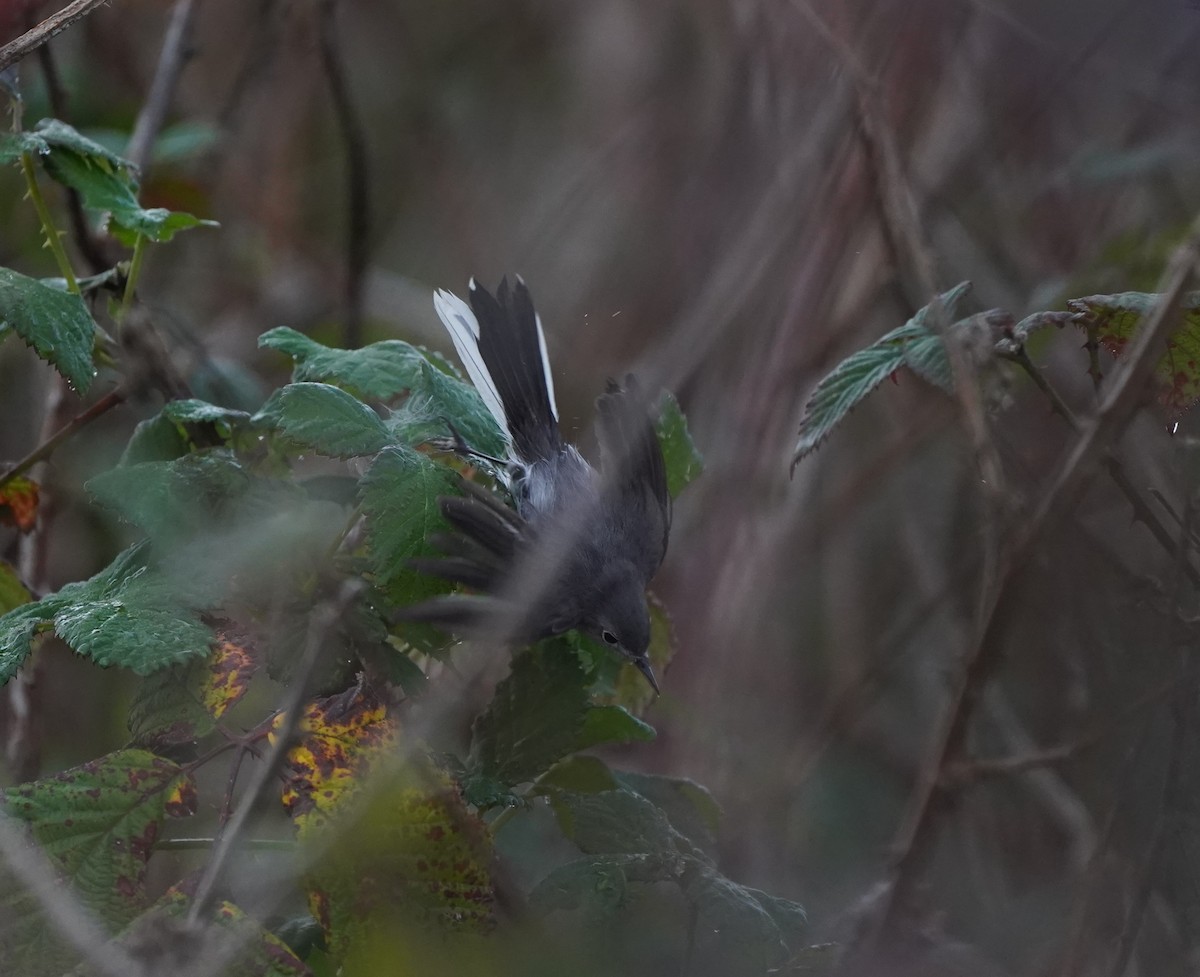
433, 276, 562, 463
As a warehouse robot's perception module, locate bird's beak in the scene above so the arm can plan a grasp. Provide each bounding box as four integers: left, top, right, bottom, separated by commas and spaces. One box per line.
633, 657, 661, 695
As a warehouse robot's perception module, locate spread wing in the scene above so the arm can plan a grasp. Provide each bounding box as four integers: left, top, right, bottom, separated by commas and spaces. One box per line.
595, 374, 671, 578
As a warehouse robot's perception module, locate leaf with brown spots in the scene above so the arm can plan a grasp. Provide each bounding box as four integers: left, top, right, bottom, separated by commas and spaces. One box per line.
1, 749, 196, 928
1069, 291, 1200, 417
0, 475, 38, 532
128, 623, 259, 750
68, 884, 312, 977
302, 759, 495, 961
273, 685, 399, 832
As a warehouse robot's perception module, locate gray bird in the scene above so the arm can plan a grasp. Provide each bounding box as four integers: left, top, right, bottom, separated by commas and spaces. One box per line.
400, 276, 671, 691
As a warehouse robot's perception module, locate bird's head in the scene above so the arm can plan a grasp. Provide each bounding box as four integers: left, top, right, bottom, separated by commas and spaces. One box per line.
582, 564, 659, 694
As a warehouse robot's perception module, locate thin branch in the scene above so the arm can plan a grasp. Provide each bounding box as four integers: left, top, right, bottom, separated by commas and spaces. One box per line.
125, 0, 197, 175
0, 388, 125, 490
0, 0, 113, 74
1004, 346, 1200, 589
185, 580, 363, 927
316, 0, 370, 349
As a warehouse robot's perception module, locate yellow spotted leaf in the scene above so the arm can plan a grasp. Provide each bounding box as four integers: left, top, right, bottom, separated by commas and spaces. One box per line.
274, 685, 399, 831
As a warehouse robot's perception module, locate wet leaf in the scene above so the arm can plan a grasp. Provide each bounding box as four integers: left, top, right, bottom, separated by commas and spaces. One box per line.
1, 749, 196, 926
0, 267, 96, 393
259, 327, 426, 401
253, 382, 392, 458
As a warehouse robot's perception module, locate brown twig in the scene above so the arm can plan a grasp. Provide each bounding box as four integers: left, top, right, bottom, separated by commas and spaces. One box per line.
856, 215, 1200, 951
185, 580, 363, 927
0, 388, 125, 491
125, 0, 197, 175
0, 0, 113, 73
316, 0, 370, 349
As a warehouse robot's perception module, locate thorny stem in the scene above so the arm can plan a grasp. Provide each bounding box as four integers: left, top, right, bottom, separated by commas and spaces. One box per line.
20, 152, 78, 294
0, 389, 125, 491
120, 233, 147, 316
1005, 346, 1200, 589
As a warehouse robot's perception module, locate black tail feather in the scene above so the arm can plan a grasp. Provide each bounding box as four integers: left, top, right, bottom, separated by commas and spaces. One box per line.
469, 277, 561, 462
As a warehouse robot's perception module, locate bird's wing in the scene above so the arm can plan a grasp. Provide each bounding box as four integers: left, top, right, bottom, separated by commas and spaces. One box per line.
595, 374, 671, 575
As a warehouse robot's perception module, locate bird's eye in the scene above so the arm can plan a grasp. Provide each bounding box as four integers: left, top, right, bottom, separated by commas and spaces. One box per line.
601, 630, 619, 646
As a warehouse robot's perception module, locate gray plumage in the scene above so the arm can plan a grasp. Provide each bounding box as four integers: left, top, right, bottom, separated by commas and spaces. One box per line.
402, 276, 671, 691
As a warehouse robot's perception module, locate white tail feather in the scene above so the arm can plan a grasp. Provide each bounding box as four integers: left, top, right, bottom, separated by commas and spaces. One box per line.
534, 313, 559, 421
433, 287, 511, 443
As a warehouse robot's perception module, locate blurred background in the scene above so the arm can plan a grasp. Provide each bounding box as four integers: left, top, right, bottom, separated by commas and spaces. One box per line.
4, 0, 1200, 973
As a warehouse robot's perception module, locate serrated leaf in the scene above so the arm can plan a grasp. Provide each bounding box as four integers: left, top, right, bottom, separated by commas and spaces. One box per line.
792, 282, 972, 464
535, 755, 620, 795
392, 358, 507, 456
274, 687, 399, 834
0, 475, 39, 531
1068, 290, 1200, 417
127, 625, 258, 750
656, 392, 703, 497
0, 267, 96, 392
259, 327, 427, 400
465, 645, 591, 808
547, 787, 680, 855
898, 280, 973, 391
9, 119, 216, 244
0, 544, 215, 682
120, 413, 191, 465
576, 705, 655, 749
69, 887, 312, 977
0, 561, 31, 615
2, 749, 196, 927
528, 853, 679, 916
359, 445, 456, 587
303, 759, 495, 959
616, 772, 721, 854
254, 382, 392, 457
87, 451, 252, 544
681, 866, 807, 962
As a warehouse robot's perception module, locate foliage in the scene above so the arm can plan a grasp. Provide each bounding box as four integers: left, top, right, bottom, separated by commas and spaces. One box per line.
0, 108, 816, 977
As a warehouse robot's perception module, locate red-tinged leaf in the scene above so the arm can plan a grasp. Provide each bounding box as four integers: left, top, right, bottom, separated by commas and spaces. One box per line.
127, 623, 261, 750
273, 685, 400, 831
1069, 291, 1200, 417
0, 475, 38, 532
204, 626, 257, 719
1, 749, 196, 927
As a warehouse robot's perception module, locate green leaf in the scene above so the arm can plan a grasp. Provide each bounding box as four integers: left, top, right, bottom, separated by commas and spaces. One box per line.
10, 120, 216, 244
1067, 290, 1200, 416
0, 561, 31, 615
2, 749, 196, 926
465, 645, 591, 808
392, 359, 507, 456
548, 788, 680, 855
528, 853, 680, 916
128, 626, 258, 750
898, 280, 973, 391
120, 414, 191, 465
792, 282, 971, 465
535, 755, 620, 795
656, 392, 703, 497
0, 601, 59, 684
576, 705, 656, 750
0, 267, 96, 392
681, 867, 800, 959
254, 382, 392, 457
358, 446, 456, 587
259, 327, 427, 400
615, 772, 721, 854
0, 544, 215, 682
88, 451, 252, 544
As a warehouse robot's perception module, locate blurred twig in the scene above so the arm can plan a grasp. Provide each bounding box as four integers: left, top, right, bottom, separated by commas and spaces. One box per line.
126, 0, 197, 175
0, 387, 126, 492
316, 0, 369, 349
185, 580, 363, 927
0, 0, 111, 73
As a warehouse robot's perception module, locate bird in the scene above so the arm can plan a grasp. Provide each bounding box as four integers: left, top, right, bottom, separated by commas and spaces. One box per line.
399, 276, 671, 692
